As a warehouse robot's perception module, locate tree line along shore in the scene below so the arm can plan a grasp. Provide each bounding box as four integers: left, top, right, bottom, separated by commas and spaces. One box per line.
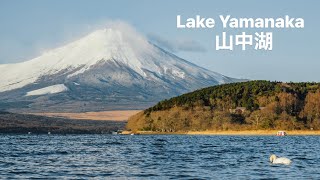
0, 111, 125, 134
127, 81, 320, 133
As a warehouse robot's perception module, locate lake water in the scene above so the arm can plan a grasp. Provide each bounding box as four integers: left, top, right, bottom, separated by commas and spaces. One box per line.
0, 134, 319, 179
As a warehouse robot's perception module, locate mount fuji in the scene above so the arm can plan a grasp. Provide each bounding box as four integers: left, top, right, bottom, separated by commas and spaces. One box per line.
0, 23, 240, 112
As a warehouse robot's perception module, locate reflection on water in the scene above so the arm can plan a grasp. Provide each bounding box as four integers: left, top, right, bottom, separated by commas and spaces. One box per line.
0, 134, 319, 179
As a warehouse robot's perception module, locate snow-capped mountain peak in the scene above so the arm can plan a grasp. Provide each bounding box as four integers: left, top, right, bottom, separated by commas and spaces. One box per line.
0, 26, 151, 92
0, 22, 240, 112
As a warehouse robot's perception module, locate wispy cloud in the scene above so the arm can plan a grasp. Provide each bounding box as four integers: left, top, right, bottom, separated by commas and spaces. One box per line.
0, 20, 206, 64
148, 34, 206, 53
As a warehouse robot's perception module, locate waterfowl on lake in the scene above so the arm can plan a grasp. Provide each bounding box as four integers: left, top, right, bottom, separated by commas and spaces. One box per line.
270, 154, 291, 165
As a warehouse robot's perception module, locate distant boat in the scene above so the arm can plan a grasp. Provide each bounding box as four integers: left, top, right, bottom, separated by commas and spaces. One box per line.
28, 132, 32, 134
112, 131, 118, 135
48, 132, 51, 135
276, 131, 287, 136
130, 133, 134, 136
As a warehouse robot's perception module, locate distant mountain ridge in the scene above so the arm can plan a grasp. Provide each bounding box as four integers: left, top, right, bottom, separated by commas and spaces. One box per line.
0, 111, 125, 134
0, 23, 240, 112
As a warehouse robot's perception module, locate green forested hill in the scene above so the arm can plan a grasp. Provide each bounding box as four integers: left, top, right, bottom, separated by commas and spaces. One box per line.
127, 81, 320, 132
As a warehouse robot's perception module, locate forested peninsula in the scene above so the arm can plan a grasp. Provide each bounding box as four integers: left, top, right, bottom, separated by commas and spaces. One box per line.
127, 81, 320, 132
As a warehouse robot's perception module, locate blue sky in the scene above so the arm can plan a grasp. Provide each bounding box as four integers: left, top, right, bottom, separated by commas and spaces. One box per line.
0, 0, 319, 82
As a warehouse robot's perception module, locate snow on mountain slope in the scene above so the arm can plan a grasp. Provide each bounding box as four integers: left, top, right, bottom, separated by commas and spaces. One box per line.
0, 23, 232, 93
26, 84, 68, 96
0, 27, 145, 92
0, 22, 241, 112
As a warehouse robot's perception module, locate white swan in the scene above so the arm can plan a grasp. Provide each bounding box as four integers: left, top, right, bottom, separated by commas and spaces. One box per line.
270, 154, 291, 165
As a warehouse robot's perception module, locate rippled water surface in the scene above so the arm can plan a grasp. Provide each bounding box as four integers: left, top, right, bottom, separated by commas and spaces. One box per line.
0, 134, 319, 179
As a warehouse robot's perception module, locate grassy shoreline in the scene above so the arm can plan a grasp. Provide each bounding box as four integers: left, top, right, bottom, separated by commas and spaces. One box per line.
30, 110, 141, 121
121, 130, 320, 135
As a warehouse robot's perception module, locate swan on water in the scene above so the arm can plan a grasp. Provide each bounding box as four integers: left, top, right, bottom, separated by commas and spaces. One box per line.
270, 154, 291, 165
